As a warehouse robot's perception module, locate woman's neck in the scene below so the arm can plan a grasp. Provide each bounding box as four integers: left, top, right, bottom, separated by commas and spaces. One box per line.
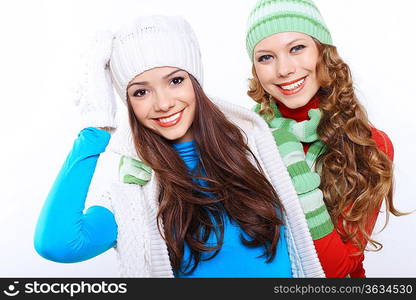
172, 140, 198, 166
276, 95, 320, 122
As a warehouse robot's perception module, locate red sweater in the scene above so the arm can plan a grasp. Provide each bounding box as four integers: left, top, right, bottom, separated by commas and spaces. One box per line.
277, 97, 394, 278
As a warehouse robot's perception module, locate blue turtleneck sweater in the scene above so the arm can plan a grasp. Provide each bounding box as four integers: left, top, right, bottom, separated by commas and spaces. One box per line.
34, 128, 292, 277
173, 140, 292, 278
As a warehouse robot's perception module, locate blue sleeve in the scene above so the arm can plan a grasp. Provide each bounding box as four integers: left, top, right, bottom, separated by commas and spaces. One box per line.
34, 127, 118, 263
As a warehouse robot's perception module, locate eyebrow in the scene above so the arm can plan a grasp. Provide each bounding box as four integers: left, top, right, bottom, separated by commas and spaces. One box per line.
255, 38, 307, 54
127, 69, 183, 88
287, 38, 307, 45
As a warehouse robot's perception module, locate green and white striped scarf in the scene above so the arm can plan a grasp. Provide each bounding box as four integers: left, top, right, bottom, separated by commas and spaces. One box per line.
254, 102, 334, 240
118, 101, 334, 240
119, 155, 152, 186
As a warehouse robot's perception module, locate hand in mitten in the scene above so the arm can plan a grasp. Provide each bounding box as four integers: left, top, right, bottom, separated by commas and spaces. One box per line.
74, 30, 117, 130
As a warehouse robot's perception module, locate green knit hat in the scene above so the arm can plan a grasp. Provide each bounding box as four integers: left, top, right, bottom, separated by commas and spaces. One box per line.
246, 0, 333, 61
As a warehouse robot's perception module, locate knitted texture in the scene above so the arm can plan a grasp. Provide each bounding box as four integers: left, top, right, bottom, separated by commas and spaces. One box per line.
110, 15, 204, 103
74, 15, 203, 131
246, 0, 332, 60
119, 156, 152, 185
74, 30, 117, 130
97, 98, 325, 277
254, 101, 334, 240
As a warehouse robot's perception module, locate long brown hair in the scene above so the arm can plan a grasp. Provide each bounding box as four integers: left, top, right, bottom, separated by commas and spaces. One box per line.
126, 74, 284, 274
248, 40, 404, 254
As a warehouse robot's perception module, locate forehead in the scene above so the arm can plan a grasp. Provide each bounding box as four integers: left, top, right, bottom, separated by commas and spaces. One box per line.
130, 66, 182, 83
254, 32, 313, 52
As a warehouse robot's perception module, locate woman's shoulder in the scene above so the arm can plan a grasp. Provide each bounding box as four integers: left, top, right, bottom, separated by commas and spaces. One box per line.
209, 96, 270, 132
370, 127, 394, 161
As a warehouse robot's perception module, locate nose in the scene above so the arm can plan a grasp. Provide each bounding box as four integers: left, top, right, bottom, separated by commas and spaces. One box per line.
276, 55, 296, 78
153, 90, 175, 112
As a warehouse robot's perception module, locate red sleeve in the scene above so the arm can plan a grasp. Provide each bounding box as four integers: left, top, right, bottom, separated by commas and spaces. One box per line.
370, 128, 394, 161
313, 128, 394, 277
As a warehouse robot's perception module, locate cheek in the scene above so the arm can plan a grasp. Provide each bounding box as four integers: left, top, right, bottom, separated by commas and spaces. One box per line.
179, 82, 197, 107
131, 101, 151, 124
183, 96, 196, 122
255, 64, 274, 85
188, 98, 196, 117
179, 88, 196, 122
303, 57, 319, 84
301, 52, 319, 73
302, 56, 320, 90
308, 61, 318, 75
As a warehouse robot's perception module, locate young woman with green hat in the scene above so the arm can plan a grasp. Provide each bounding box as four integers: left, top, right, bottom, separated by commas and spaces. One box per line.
245, 0, 403, 277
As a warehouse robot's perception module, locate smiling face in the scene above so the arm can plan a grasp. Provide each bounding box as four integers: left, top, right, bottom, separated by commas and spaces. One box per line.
127, 67, 196, 143
253, 32, 320, 109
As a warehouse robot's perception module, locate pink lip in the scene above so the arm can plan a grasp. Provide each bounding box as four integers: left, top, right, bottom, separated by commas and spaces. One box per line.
274, 76, 307, 96
153, 109, 184, 128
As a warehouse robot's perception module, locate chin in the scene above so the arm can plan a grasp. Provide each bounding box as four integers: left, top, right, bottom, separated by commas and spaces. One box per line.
164, 132, 187, 142
163, 134, 180, 141
287, 102, 309, 109
277, 99, 307, 109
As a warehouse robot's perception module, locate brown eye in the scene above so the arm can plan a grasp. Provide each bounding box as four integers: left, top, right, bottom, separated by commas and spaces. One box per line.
133, 89, 147, 97
171, 76, 184, 85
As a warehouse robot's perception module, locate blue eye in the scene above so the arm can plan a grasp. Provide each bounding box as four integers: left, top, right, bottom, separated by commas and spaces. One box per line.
291, 45, 306, 52
258, 55, 273, 62
133, 89, 147, 97
171, 76, 184, 85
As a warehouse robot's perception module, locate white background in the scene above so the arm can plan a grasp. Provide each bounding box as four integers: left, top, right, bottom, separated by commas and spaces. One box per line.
0, 0, 415, 277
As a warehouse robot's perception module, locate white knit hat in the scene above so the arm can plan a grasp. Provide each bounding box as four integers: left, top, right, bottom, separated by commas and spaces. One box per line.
109, 15, 204, 103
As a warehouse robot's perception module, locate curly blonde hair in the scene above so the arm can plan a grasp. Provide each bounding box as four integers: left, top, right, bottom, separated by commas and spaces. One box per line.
248, 40, 403, 253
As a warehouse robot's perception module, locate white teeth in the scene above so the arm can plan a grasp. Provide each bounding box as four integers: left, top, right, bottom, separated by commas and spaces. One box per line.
158, 112, 181, 123
280, 78, 305, 90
